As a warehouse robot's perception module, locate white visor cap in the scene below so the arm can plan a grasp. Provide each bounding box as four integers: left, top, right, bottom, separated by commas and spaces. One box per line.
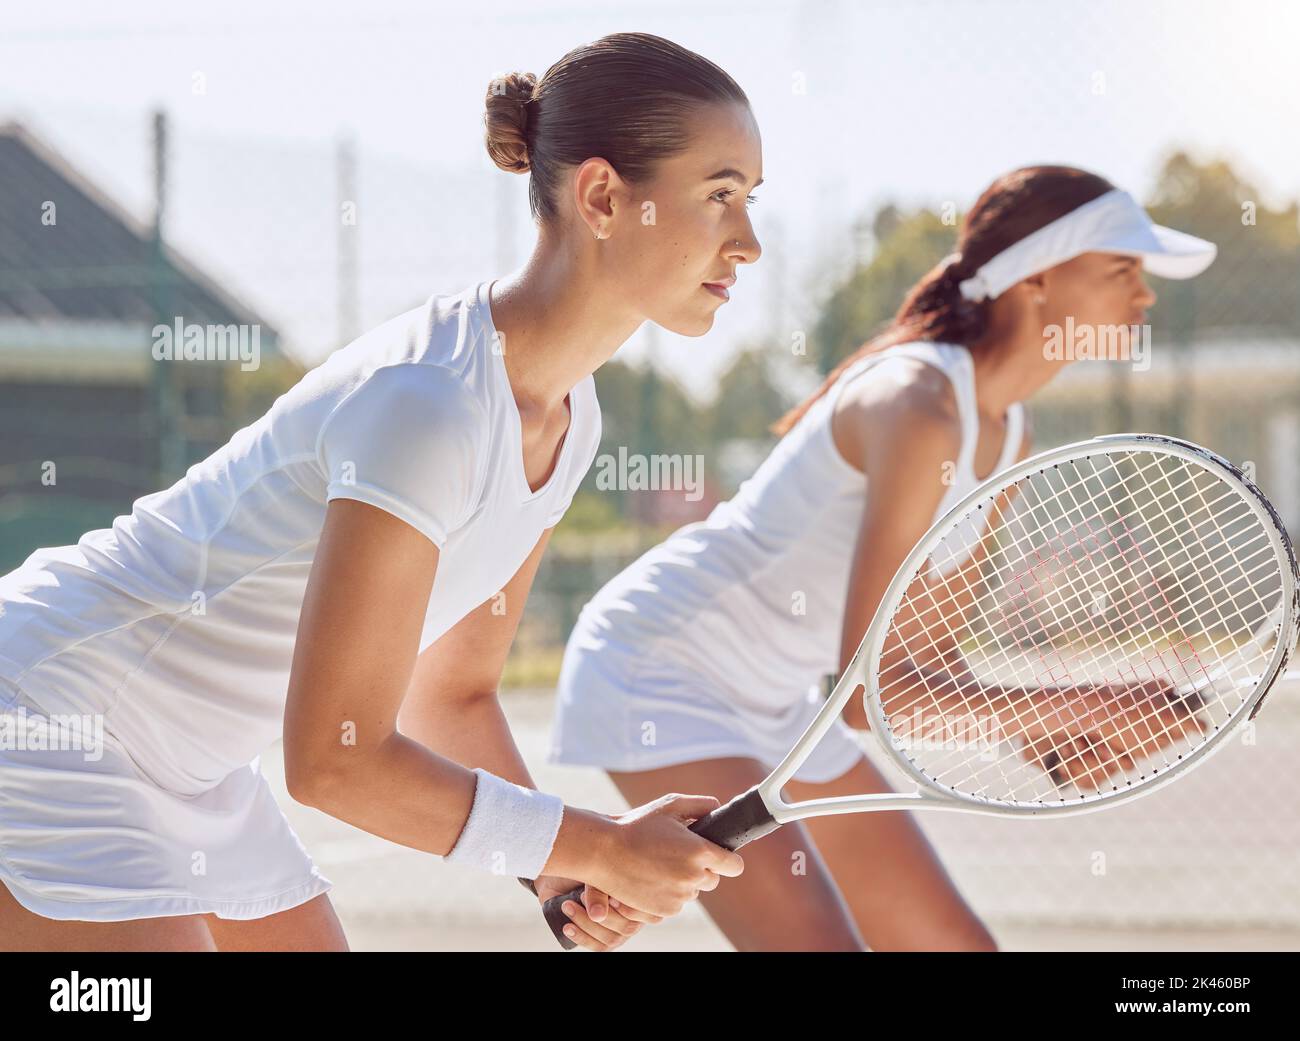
958, 188, 1218, 303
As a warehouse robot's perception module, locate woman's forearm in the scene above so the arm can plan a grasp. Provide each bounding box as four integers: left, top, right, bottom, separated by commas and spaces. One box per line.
300, 726, 612, 874
297, 733, 482, 856
396, 689, 536, 788
293, 693, 543, 856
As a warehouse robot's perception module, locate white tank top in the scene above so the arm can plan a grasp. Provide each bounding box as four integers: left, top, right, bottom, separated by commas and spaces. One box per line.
572, 341, 1024, 715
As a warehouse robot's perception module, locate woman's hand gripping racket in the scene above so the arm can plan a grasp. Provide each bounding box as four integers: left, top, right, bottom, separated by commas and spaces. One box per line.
539, 434, 1299, 949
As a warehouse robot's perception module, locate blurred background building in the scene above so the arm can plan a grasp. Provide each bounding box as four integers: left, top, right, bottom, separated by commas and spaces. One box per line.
0, 121, 297, 568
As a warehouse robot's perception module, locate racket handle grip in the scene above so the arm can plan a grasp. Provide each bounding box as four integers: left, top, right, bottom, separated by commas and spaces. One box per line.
539, 888, 582, 950
688, 787, 780, 850
516, 876, 580, 948
537, 787, 779, 950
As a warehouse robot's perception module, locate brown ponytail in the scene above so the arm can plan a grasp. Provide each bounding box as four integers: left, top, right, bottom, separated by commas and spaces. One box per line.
772, 165, 1116, 436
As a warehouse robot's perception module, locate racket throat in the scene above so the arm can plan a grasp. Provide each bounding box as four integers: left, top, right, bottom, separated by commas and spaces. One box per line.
689, 787, 781, 851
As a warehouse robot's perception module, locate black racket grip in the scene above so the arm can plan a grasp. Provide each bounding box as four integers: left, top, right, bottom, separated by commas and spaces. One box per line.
689, 787, 781, 850
539, 788, 779, 950
540, 889, 582, 949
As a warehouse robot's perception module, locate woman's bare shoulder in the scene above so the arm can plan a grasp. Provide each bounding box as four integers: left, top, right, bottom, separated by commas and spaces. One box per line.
831, 355, 962, 472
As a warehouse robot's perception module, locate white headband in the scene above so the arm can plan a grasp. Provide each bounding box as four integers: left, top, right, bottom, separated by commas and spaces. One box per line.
957, 188, 1217, 303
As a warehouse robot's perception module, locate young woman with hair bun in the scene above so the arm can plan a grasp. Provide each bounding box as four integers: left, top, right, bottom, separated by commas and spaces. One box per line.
0, 31, 761, 953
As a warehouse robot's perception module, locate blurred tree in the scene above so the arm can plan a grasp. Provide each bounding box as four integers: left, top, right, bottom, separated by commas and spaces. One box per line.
592, 359, 700, 457
583, 359, 704, 521
554, 489, 624, 532
1146, 150, 1300, 334
705, 347, 786, 444
221, 354, 308, 427
811, 206, 956, 374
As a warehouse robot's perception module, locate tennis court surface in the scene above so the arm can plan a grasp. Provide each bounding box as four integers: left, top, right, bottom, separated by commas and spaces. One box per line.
266, 680, 1300, 951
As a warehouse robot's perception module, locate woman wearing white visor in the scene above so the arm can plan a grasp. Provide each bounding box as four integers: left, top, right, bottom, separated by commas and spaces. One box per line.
550, 164, 1217, 951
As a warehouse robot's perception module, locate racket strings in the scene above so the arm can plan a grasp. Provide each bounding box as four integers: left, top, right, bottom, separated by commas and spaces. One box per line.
871, 450, 1285, 806
941, 457, 1268, 765
1089, 456, 1273, 639
994, 456, 1273, 685
935, 454, 1268, 790
945, 465, 1275, 794
894, 589, 1221, 798
893, 453, 1235, 639
895, 456, 1272, 664
887, 466, 1266, 716
1008, 461, 1274, 676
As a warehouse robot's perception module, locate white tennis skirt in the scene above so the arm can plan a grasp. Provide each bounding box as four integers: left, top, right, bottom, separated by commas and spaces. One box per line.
549, 634, 864, 786
0, 677, 332, 922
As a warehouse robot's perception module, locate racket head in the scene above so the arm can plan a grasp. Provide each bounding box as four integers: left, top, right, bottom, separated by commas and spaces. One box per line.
858, 433, 1299, 817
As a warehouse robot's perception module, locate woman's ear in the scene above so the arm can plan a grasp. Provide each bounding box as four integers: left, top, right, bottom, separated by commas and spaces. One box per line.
570, 157, 622, 240
1020, 273, 1048, 306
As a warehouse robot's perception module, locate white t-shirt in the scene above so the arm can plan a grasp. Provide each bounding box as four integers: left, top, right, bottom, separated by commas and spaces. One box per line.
0, 279, 601, 796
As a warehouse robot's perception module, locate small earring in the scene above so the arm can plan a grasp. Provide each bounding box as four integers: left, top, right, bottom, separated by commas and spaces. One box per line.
1035, 294, 1046, 306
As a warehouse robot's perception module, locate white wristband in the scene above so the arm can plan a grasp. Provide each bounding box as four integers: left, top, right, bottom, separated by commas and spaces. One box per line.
444, 768, 565, 881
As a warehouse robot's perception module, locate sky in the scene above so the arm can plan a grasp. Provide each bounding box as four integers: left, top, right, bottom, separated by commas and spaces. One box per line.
3, 0, 1298, 399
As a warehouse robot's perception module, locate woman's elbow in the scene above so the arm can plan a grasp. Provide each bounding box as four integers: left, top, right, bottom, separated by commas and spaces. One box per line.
283, 746, 347, 808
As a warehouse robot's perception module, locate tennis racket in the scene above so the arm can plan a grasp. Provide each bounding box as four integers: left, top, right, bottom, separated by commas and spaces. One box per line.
540, 433, 1299, 949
